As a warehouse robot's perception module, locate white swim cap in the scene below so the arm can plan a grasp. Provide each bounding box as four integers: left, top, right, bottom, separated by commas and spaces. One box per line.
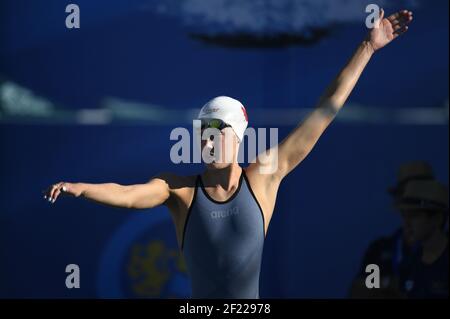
198, 96, 249, 142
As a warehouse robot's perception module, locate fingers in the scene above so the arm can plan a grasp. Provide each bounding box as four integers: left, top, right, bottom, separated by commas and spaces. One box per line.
394, 13, 413, 27
379, 8, 385, 21
393, 24, 404, 32
52, 188, 63, 203
49, 183, 62, 201
388, 10, 413, 24
393, 21, 411, 32
44, 182, 65, 204
389, 10, 412, 37
394, 26, 409, 38
387, 10, 406, 22
387, 12, 399, 22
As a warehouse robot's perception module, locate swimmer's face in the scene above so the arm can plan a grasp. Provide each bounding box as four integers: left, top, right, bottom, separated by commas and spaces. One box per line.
201, 127, 239, 169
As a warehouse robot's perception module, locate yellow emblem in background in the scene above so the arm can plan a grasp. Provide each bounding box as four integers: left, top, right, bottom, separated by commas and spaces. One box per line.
127, 240, 187, 298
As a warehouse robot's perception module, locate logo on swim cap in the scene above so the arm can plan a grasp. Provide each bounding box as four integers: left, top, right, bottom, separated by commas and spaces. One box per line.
241, 106, 248, 122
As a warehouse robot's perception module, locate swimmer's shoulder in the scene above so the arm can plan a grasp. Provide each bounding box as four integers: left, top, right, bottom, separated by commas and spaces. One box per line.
153, 172, 198, 204
153, 172, 197, 189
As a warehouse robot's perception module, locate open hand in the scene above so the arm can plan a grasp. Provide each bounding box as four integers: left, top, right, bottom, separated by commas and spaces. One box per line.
367, 9, 413, 52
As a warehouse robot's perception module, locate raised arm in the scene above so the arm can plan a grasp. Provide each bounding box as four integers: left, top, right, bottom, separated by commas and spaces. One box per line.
267, 9, 413, 179
44, 174, 173, 210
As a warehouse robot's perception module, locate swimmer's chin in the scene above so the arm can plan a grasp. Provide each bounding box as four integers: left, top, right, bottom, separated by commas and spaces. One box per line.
205, 161, 235, 170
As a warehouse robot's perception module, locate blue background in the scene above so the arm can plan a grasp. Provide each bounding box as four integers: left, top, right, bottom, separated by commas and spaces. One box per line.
0, 0, 448, 298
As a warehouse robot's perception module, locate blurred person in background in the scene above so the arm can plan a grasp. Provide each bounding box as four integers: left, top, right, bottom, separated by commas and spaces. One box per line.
396, 180, 448, 298
349, 162, 448, 298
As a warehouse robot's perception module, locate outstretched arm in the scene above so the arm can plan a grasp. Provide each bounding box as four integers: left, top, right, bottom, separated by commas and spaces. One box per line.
44, 174, 174, 209
270, 9, 413, 179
